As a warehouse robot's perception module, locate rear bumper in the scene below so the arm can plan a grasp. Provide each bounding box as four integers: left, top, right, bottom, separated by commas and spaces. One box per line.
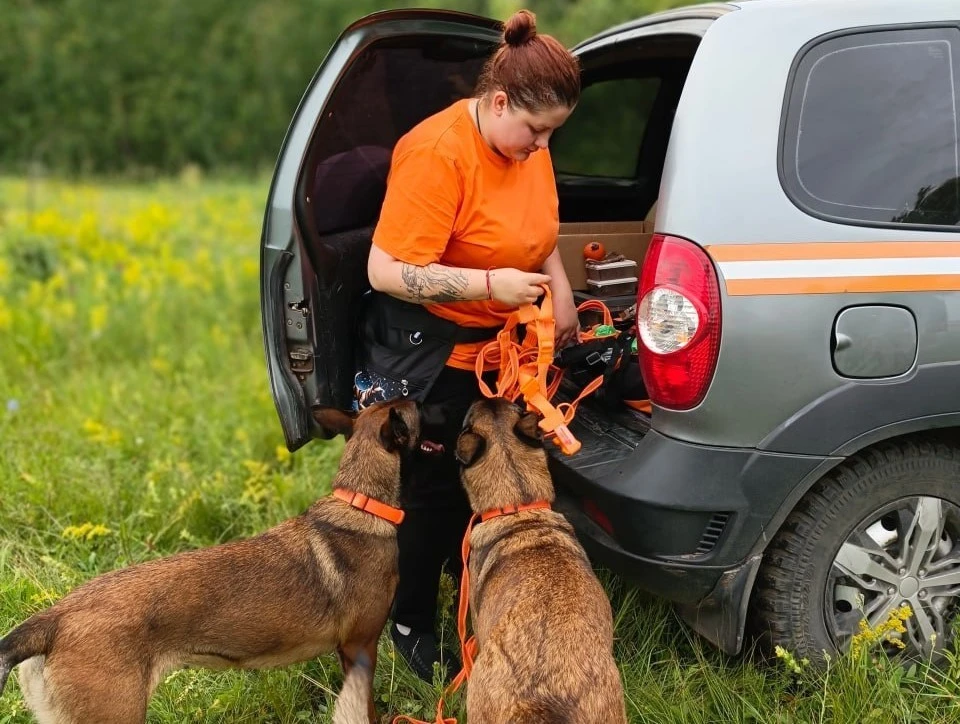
554, 492, 762, 654
548, 420, 832, 653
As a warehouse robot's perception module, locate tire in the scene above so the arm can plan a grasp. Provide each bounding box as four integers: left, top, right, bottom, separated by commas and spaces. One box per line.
751, 437, 960, 661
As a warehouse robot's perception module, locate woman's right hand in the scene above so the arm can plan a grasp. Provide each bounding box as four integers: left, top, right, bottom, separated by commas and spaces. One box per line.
488, 268, 552, 306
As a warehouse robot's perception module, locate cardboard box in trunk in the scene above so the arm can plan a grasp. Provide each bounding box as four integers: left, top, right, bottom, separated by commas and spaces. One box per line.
556, 219, 653, 291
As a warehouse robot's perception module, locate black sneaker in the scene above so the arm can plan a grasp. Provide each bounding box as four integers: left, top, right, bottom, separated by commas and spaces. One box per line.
390, 623, 460, 683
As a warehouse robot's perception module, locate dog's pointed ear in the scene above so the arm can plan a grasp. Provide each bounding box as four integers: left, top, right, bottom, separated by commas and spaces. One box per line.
514, 411, 543, 448
313, 406, 356, 439
455, 430, 486, 467
380, 406, 410, 453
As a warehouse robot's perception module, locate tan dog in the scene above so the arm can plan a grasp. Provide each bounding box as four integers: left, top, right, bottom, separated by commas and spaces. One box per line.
455, 398, 628, 724
0, 399, 426, 724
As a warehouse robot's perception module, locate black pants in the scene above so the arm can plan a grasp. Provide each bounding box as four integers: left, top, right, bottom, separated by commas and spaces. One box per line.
392, 365, 493, 633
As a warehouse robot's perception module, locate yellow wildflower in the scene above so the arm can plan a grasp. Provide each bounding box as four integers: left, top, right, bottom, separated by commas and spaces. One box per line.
30, 590, 57, 606
90, 304, 109, 335
0, 298, 12, 330
122, 259, 143, 287
67, 256, 88, 276
55, 300, 76, 321
163, 259, 191, 287
150, 357, 172, 375
775, 645, 808, 675
241, 459, 272, 505
62, 522, 113, 541
75, 211, 99, 248
174, 491, 202, 519
125, 203, 174, 247
242, 460, 269, 480
242, 479, 269, 504
210, 324, 229, 348
25, 280, 45, 307
275, 445, 292, 464
46, 271, 66, 293
83, 419, 122, 445
849, 604, 912, 657
29, 208, 69, 237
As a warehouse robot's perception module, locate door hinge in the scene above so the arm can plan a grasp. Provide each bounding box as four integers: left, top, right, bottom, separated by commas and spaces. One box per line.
289, 347, 314, 374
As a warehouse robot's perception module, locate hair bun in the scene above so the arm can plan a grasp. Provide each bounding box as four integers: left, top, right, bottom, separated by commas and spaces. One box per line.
503, 9, 537, 47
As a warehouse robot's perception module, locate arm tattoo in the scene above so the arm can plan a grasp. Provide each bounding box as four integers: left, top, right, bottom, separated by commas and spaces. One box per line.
400, 263, 470, 303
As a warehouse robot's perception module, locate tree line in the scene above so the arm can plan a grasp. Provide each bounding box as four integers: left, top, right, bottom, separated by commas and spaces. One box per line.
1, 0, 688, 175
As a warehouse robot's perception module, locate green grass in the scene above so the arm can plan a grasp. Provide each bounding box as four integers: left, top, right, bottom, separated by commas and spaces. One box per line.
3, 174, 960, 723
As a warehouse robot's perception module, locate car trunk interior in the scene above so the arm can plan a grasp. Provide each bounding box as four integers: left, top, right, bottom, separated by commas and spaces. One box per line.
553, 35, 699, 298
293, 30, 700, 413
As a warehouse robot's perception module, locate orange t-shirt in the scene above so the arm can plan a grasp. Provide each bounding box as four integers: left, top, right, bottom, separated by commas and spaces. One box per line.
372, 98, 559, 371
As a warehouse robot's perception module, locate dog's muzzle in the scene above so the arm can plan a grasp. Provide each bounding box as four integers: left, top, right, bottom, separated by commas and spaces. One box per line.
419, 439, 445, 455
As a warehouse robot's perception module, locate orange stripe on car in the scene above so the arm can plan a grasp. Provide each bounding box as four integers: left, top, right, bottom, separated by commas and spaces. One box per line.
707, 241, 960, 262
725, 275, 960, 296
705, 241, 960, 296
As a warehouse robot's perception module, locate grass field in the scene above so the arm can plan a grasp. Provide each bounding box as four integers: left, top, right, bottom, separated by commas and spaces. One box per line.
3, 175, 960, 723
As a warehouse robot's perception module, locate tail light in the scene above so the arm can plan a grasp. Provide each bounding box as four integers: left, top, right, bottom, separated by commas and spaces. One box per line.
637, 234, 721, 410
583, 498, 614, 536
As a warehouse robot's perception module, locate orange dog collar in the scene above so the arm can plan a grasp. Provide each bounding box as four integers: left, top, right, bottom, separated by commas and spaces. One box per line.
480, 500, 551, 522
332, 488, 405, 525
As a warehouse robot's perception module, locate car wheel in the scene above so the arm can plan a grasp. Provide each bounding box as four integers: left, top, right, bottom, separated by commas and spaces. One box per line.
752, 438, 960, 661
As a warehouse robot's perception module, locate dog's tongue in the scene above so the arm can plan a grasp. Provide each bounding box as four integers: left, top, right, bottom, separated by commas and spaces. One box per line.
420, 440, 444, 455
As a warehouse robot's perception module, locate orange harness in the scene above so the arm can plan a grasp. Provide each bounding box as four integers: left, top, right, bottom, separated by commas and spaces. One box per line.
332, 488, 405, 525
392, 501, 552, 724
474, 285, 607, 456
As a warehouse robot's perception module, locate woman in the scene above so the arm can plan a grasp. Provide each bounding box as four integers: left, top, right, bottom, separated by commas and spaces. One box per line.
360, 9, 581, 681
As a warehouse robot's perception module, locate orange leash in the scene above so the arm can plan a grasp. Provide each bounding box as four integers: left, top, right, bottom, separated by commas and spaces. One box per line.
576, 299, 617, 341
474, 285, 607, 456
391, 516, 476, 724
392, 501, 551, 724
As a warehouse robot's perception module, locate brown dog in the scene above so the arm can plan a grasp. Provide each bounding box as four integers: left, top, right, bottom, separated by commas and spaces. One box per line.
455, 398, 628, 724
0, 399, 425, 724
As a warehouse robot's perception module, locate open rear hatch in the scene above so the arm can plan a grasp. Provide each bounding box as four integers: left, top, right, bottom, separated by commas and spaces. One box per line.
259, 10, 502, 450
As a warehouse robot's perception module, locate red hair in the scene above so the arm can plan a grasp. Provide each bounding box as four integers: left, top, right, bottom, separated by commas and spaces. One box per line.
475, 10, 581, 112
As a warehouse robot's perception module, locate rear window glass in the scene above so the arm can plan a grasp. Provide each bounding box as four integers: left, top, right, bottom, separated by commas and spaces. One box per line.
551, 77, 661, 178
781, 27, 960, 228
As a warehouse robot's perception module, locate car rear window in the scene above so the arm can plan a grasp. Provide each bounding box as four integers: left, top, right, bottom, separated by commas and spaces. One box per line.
781, 26, 960, 229
551, 76, 661, 178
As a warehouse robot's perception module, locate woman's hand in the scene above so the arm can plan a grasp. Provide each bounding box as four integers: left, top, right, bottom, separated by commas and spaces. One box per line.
539, 246, 579, 348
488, 268, 551, 306
552, 289, 580, 349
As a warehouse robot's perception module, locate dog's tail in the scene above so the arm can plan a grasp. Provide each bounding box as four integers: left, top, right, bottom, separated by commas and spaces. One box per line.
0, 614, 57, 696
331, 650, 373, 724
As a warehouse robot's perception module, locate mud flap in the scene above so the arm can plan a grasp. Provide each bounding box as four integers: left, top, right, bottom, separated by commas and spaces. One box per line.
674, 553, 763, 655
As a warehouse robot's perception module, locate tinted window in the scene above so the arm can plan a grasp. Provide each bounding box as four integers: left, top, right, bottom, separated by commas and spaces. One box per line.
781, 27, 960, 228
551, 77, 661, 178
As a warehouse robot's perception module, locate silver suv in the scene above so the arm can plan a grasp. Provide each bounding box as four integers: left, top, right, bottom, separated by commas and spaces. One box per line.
260, 0, 960, 661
